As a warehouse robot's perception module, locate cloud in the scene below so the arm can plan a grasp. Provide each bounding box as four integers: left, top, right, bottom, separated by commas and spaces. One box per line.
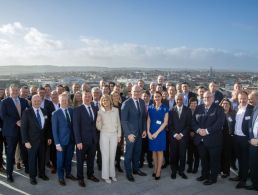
0, 22, 257, 70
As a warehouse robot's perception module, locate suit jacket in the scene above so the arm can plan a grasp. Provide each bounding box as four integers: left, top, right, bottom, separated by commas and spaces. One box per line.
0, 101, 3, 129
1, 97, 29, 137
121, 98, 147, 137
168, 105, 192, 138
184, 92, 197, 107
52, 108, 74, 146
192, 103, 225, 147
73, 104, 98, 145
223, 111, 236, 136
213, 91, 224, 104
249, 105, 258, 139
238, 104, 254, 137
21, 107, 50, 145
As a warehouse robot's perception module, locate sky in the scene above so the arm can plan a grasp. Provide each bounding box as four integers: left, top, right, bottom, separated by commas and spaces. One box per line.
0, 0, 257, 70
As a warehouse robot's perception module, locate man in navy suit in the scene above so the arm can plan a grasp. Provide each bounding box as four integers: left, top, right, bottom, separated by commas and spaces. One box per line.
230, 91, 254, 189
168, 93, 192, 179
209, 81, 224, 104
192, 91, 225, 185
246, 93, 258, 191
121, 85, 147, 182
1, 84, 29, 182
73, 91, 99, 187
52, 93, 76, 186
21, 95, 52, 185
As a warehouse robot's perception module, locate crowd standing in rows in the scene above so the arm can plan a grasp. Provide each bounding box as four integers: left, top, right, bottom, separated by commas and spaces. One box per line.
0, 75, 258, 192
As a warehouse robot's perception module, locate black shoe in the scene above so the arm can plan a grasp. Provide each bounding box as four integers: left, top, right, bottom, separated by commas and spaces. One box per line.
187, 167, 192, 173
148, 163, 153, 168
203, 179, 217, 185
30, 178, 37, 185
39, 175, 49, 180
236, 181, 247, 189
197, 176, 206, 181
59, 179, 66, 186
116, 165, 123, 173
245, 185, 258, 191
66, 174, 77, 181
155, 176, 160, 180
88, 175, 99, 182
133, 170, 147, 176
78, 179, 86, 187
126, 174, 135, 182
7, 175, 14, 183
229, 176, 240, 181
221, 173, 229, 178
152, 173, 156, 177
179, 172, 188, 179
171, 173, 176, 179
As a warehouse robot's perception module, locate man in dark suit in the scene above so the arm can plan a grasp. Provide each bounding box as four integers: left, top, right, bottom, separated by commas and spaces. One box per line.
21, 95, 52, 185
192, 91, 225, 185
246, 95, 258, 191
230, 91, 254, 189
168, 93, 192, 179
121, 85, 147, 182
140, 91, 153, 168
181, 82, 197, 107
209, 81, 224, 104
0, 96, 5, 172
37, 87, 56, 173
52, 93, 76, 186
1, 84, 29, 182
73, 91, 99, 187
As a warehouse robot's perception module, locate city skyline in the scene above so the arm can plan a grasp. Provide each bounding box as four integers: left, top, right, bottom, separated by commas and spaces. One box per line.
0, 0, 258, 70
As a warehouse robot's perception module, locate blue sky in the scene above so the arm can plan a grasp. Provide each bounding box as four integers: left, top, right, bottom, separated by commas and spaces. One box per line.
0, 0, 257, 70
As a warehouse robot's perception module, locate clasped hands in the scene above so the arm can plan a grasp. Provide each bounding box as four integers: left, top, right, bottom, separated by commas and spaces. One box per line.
147, 131, 159, 140
128, 131, 146, 143
198, 128, 208, 136
250, 139, 258, 146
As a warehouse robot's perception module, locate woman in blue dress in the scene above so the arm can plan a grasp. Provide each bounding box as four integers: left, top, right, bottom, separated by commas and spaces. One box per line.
147, 91, 169, 180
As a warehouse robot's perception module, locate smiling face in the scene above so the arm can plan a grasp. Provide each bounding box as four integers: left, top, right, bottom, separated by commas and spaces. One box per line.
32, 95, 42, 109
203, 91, 213, 107
154, 92, 162, 105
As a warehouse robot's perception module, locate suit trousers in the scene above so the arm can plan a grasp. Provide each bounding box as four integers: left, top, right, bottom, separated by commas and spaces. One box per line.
140, 137, 152, 166
76, 143, 96, 180
249, 145, 258, 188
15, 131, 28, 170
56, 143, 74, 179
100, 132, 117, 180
5, 136, 18, 176
124, 135, 142, 176
198, 142, 221, 181
221, 134, 232, 175
187, 137, 199, 171
28, 138, 46, 179
0, 131, 6, 166
170, 138, 187, 174
234, 135, 249, 182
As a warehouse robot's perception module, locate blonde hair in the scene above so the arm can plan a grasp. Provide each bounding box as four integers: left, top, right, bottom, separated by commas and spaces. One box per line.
100, 94, 113, 109
110, 91, 121, 105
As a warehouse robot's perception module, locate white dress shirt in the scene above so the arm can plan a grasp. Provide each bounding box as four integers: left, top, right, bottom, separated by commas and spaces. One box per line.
235, 105, 247, 136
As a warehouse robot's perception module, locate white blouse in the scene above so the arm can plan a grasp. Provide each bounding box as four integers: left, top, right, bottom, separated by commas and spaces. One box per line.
96, 107, 122, 137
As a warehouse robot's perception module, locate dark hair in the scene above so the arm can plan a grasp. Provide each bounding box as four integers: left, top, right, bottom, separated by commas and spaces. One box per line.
189, 97, 198, 104
239, 90, 248, 97
219, 98, 233, 113
38, 86, 45, 91
142, 90, 150, 96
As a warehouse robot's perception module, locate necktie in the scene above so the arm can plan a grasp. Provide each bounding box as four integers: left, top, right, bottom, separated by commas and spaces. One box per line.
88, 106, 94, 120
36, 109, 42, 128
65, 109, 71, 127
178, 107, 182, 118
15, 98, 21, 117
136, 100, 141, 115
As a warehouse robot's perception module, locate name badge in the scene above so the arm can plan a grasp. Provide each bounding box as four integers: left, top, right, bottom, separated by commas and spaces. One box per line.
245, 116, 251, 120
156, 120, 162, 125
228, 117, 233, 122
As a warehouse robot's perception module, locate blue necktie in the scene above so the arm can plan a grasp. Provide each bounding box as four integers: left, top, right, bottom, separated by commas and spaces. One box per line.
36, 109, 42, 128
136, 100, 141, 116
65, 109, 71, 128
88, 106, 94, 120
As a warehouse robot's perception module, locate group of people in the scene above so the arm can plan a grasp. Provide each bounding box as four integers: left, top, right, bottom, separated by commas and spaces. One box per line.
0, 75, 258, 192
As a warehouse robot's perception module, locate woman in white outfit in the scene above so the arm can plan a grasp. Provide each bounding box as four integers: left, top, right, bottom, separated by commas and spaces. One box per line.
96, 95, 122, 184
